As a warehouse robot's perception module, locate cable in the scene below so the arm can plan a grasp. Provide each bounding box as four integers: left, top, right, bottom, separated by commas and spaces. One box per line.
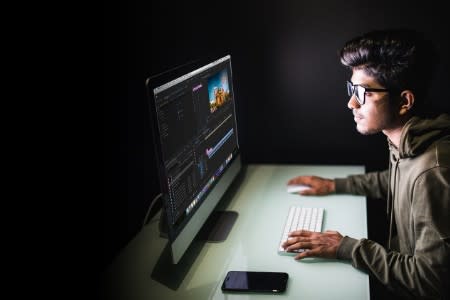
142, 193, 163, 229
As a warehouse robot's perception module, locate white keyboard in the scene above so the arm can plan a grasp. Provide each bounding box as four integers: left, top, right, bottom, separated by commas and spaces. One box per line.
278, 206, 324, 254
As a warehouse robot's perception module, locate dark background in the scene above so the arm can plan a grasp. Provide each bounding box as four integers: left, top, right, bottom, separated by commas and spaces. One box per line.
103, 0, 450, 275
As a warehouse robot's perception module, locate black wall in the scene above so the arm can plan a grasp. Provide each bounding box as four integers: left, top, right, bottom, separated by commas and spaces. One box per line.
104, 0, 450, 271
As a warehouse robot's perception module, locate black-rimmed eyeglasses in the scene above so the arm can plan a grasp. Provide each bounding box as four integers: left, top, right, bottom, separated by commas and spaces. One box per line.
346, 81, 390, 105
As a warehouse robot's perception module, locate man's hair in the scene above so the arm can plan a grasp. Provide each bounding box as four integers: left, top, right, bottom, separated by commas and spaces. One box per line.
339, 29, 438, 111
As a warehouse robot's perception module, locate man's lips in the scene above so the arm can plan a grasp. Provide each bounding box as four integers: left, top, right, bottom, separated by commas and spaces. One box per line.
353, 112, 363, 121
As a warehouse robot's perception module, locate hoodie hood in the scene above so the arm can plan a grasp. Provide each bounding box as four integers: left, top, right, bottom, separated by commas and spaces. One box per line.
398, 114, 450, 158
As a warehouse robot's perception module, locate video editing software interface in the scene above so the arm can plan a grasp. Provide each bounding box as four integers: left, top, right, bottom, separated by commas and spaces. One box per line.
152, 56, 239, 238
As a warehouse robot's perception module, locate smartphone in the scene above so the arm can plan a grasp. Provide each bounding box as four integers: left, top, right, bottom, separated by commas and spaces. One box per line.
221, 271, 288, 293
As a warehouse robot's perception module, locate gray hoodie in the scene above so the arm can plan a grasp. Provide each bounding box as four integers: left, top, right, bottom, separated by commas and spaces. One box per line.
334, 114, 450, 299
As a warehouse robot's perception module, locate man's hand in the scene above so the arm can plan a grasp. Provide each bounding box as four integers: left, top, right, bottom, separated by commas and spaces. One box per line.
282, 230, 343, 260
287, 176, 335, 196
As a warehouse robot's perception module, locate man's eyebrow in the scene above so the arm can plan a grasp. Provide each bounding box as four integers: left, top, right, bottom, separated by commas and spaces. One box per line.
353, 82, 378, 88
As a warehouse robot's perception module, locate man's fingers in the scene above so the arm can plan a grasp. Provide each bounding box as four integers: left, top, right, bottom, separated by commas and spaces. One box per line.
287, 177, 311, 186
295, 248, 320, 260
285, 230, 342, 259
299, 189, 316, 195
282, 236, 311, 248
285, 242, 313, 252
289, 230, 313, 237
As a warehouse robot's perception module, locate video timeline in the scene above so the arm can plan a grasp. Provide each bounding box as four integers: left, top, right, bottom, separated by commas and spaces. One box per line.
206, 128, 234, 159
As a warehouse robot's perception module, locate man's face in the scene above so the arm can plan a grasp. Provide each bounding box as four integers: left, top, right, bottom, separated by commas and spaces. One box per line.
348, 69, 399, 135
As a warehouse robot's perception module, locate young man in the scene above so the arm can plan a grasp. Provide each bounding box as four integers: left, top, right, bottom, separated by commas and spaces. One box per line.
282, 29, 449, 299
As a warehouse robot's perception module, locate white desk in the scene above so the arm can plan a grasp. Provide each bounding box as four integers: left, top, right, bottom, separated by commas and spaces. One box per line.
101, 164, 370, 300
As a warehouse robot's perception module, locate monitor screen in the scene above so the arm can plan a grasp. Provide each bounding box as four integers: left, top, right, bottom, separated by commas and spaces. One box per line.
146, 55, 242, 264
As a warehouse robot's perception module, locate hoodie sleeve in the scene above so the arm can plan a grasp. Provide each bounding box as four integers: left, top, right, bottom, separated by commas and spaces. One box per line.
337, 167, 450, 299
334, 169, 389, 199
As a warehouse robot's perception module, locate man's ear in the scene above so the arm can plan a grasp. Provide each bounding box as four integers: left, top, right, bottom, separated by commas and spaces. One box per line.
399, 90, 415, 115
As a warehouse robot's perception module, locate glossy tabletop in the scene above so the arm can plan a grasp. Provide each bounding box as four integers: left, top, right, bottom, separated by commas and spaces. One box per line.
101, 164, 370, 300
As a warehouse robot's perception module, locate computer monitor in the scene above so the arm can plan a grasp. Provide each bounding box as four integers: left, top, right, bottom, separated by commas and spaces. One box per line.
146, 55, 242, 264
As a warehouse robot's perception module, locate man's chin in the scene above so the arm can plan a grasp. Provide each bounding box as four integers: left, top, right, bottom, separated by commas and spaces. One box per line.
356, 125, 377, 135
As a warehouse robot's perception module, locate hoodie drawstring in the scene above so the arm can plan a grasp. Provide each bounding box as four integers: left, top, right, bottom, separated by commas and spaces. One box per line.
387, 156, 400, 250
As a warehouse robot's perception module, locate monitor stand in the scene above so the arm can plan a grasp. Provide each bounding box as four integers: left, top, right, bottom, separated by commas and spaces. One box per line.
196, 210, 238, 242
152, 210, 238, 290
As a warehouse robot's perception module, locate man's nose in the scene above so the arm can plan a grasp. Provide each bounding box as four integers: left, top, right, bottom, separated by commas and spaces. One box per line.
347, 95, 361, 110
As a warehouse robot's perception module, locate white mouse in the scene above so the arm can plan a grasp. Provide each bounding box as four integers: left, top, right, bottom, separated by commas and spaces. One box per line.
286, 184, 311, 193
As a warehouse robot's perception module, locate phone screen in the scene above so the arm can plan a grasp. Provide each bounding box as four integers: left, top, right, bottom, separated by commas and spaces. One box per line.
221, 271, 288, 293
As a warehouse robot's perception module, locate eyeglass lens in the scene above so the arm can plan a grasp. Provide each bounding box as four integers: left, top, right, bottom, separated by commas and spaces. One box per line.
347, 82, 364, 104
